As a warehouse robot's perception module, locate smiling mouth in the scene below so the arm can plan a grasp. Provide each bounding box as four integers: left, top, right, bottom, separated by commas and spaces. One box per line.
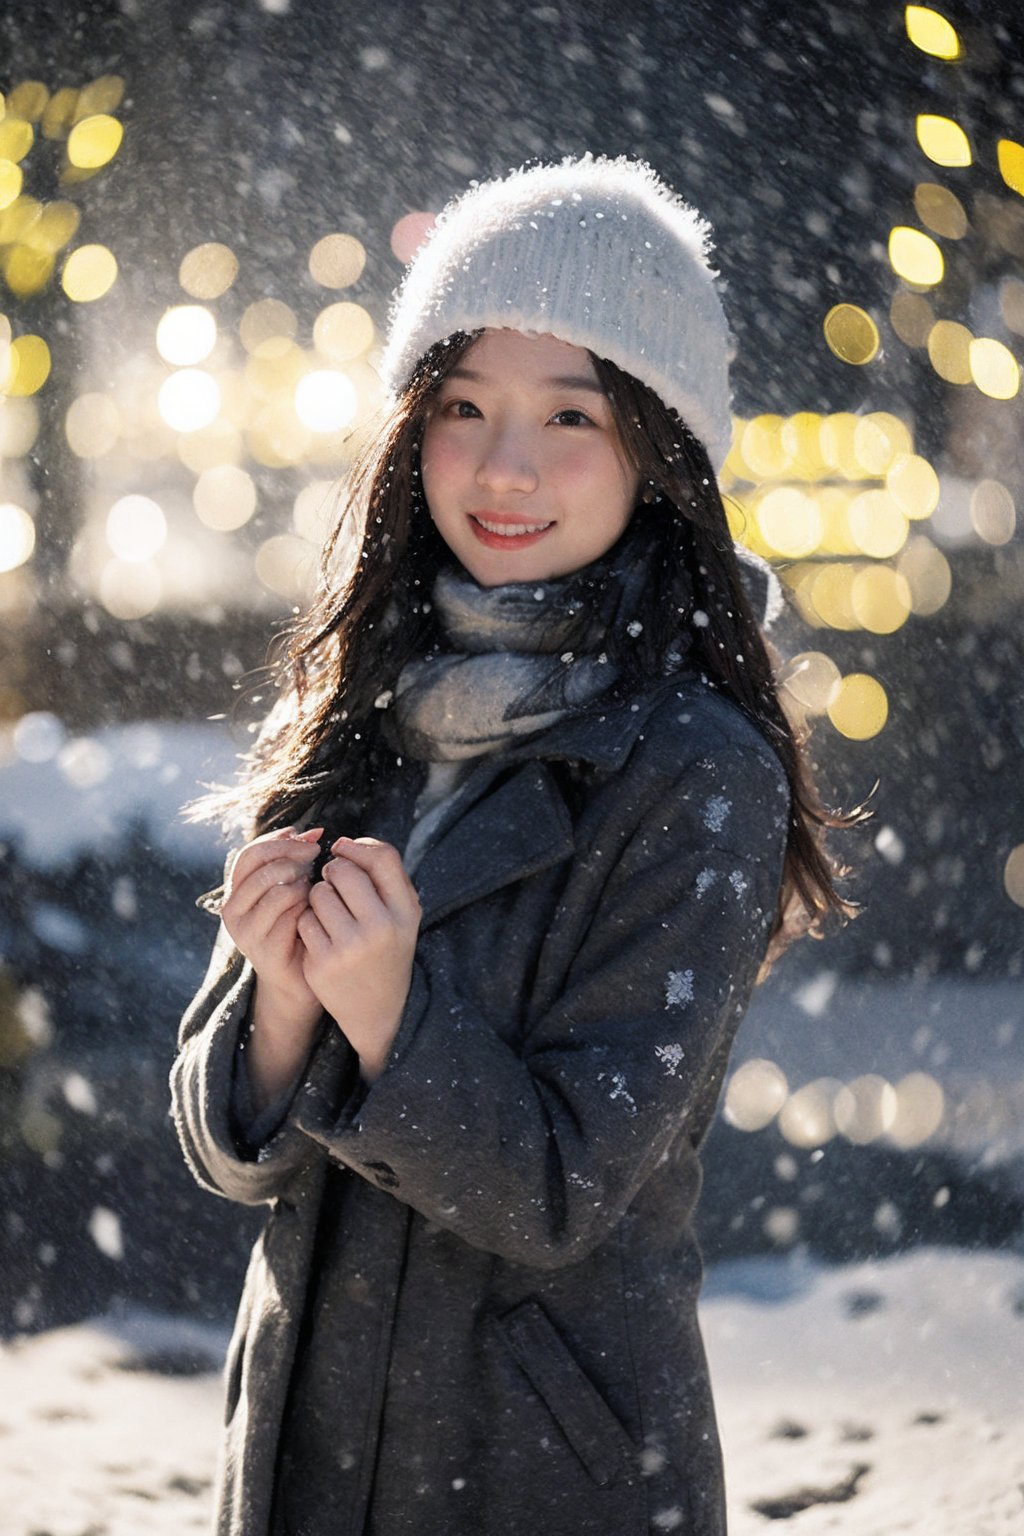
469, 514, 555, 543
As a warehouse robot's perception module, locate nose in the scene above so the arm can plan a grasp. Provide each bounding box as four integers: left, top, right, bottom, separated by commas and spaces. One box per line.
475, 425, 539, 496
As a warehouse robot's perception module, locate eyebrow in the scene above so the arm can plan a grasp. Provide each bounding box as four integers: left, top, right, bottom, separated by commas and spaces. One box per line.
447, 366, 606, 394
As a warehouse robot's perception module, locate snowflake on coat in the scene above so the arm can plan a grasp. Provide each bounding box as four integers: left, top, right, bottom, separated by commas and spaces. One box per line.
655, 1042, 685, 1076
664, 969, 695, 1008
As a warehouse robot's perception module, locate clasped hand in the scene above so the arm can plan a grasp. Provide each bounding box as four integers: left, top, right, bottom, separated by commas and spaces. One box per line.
221, 827, 422, 1083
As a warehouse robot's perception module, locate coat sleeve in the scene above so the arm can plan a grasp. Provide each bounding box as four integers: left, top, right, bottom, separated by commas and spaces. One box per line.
169, 915, 356, 1206
292, 735, 790, 1266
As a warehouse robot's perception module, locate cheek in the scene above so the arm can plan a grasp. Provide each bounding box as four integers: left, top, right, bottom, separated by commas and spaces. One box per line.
420, 430, 467, 508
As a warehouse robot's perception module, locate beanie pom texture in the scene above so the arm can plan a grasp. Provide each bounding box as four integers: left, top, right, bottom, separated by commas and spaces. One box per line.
381, 154, 735, 471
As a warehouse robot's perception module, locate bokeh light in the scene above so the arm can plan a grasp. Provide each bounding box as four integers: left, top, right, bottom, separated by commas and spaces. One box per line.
105, 495, 167, 562
0, 160, 23, 210
179, 242, 239, 299
897, 535, 952, 615
156, 305, 217, 366
193, 464, 257, 531
887, 1073, 946, 1148
158, 369, 221, 432
822, 304, 880, 365
240, 298, 296, 358
75, 75, 126, 118
65, 393, 120, 458
0, 502, 35, 572
834, 1075, 898, 1144
969, 337, 1020, 399
927, 319, 973, 384
914, 113, 971, 168
294, 370, 358, 433
888, 225, 944, 286
0, 397, 39, 456
970, 480, 1016, 545
308, 233, 366, 288
255, 534, 316, 599
723, 1058, 789, 1131
997, 139, 1024, 197
905, 5, 960, 59
778, 1079, 840, 1148
61, 243, 118, 301
1000, 277, 1024, 336
5, 334, 50, 396
177, 418, 243, 474
1004, 846, 1024, 908
848, 490, 908, 558
0, 119, 34, 162
99, 559, 161, 619
34, 201, 81, 252
755, 487, 823, 557
314, 302, 375, 362
5, 80, 49, 121
778, 650, 842, 713
886, 453, 940, 519
827, 673, 889, 739
913, 182, 968, 239
293, 479, 339, 544
850, 565, 913, 633
391, 210, 435, 263
66, 113, 123, 169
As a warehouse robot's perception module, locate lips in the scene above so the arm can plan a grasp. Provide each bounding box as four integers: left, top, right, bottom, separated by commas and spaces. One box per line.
468, 512, 555, 549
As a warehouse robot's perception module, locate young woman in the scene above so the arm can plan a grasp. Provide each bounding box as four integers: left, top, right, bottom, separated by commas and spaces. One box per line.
172, 156, 857, 1536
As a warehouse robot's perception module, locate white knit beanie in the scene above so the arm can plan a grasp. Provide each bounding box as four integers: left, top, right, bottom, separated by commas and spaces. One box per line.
381, 154, 734, 472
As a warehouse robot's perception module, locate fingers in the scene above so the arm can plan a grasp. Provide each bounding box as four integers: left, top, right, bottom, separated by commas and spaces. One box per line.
328, 836, 422, 920
227, 826, 323, 892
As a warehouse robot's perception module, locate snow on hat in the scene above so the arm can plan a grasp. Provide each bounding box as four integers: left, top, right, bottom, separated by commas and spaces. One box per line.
381, 153, 735, 472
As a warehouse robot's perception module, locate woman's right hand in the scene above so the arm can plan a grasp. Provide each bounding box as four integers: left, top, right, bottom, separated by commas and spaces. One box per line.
220, 826, 325, 1032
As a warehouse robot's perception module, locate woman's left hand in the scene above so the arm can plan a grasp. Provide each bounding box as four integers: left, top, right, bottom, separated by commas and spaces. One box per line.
297, 836, 423, 1082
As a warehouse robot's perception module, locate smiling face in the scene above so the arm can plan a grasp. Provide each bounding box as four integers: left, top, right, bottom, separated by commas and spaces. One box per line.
419, 328, 640, 587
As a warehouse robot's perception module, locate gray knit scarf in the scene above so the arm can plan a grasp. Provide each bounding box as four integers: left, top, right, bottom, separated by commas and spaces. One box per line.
389, 521, 663, 763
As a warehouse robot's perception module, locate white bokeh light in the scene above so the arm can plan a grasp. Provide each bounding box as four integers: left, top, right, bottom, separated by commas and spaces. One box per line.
106, 495, 167, 562
156, 305, 217, 366
294, 370, 358, 433
159, 369, 221, 432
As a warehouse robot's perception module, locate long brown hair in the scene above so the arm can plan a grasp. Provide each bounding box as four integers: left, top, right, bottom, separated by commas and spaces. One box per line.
192, 331, 865, 941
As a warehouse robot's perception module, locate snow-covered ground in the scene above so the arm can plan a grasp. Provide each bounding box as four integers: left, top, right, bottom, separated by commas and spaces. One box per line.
1, 1248, 1020, 1535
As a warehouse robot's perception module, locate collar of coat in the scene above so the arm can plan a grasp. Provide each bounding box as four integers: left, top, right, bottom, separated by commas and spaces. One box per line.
405, 671, 704, 929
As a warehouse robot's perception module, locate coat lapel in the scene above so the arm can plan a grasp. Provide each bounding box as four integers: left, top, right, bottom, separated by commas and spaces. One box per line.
414, 759, 574, 929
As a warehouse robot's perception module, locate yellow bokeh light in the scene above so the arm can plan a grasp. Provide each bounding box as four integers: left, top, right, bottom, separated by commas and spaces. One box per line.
3, 244, 53, 298
915, 114, 971, 168
828, 673, 889, 739
815, 488, 860, 556
66, 113, 123, 169
176, 418, 243, 474
834, 1075, 898, 1144
156, 305, 217, 366
890, 290, 935, 349
179, 242, 239, 300
997, 139, 1024, 198
308, 233, 366, 289
244, 342, 305, 401
314, 302, 375, 362
41, 87, 78, 139
969, 337, 1020, 399
741, 415, 791, 479
100, 559, 161, 620
0, 119, 34, 162
1004, 845, 1024, 908
822, 304, 879, 365
888, 1073, 945, 1149
240, 298, 297, 358
818, 414, 861, 479
65, 393, 120, 459
970, 480, 1016, 545
255, 534, 317, 600
75, 75, 125, 119
927, 318, 973, 383
886, 453, 940, 520
778, 650, 842, 713
779, 413, 826, 477
897, 535, 952, 615
0, 159, 23, 210
723, 1059, 789, 1132
30, 201, 81, 253
0, 502, 35, 572
0, 193, 41, 243
61, 243, 118, 302
193, 464, 257, 531
848, 490, 908, 558
809, 563, 858, 630
106, 494, 167, 563
853, 412, 912, 475
888, 225, 944, 286
850, 565, 913, 634
913, 182, 968, 239
754, 486, 822, 557
6, 81, 49, 121
905, 5, 961, 59
247, 401, 311, 468
6, 334, 50, 396
294, 370, 359, 434
158, 369, 221, 432
293, 480, 340, 544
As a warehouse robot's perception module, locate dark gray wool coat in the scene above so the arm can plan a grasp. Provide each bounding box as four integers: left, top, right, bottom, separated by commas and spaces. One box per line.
171, 670, 790, 1536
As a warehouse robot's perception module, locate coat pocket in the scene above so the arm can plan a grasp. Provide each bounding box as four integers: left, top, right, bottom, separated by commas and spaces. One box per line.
494, 1300, 638, 1488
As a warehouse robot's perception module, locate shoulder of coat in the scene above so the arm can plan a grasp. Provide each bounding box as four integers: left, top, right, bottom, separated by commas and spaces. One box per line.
629, 676, 787, 789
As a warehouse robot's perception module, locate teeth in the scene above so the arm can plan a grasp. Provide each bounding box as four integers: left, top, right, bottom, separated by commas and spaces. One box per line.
475, 516, 553, 537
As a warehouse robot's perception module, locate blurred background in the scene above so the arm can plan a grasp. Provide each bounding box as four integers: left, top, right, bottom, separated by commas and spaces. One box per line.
1, 0, 1022, 1338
